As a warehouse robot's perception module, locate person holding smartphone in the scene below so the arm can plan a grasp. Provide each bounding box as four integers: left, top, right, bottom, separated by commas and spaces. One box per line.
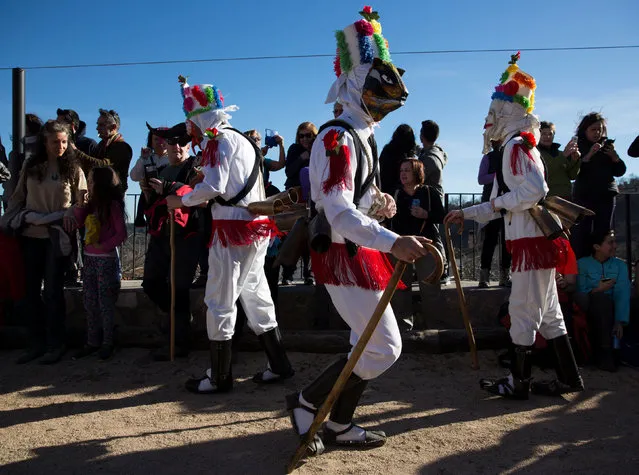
571, 112, 626, 258
130, 128, 169, 226
576, 229, 631, 371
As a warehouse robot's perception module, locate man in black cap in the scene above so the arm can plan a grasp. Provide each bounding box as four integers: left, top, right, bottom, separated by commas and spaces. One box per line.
141, 122, 206, 361
57, 108, 99, 159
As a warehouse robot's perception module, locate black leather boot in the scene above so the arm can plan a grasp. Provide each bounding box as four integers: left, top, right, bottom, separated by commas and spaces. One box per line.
531, 334, 585, 396
185, 340, 233, 394
480, 345, 532, 400
252, 327, 295, 383
323, 373, 386, 448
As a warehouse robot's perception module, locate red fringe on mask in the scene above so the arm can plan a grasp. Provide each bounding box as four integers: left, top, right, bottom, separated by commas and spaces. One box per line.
311, 244, 406, 291
322, 145, 352, 194
510, 143, 535, 176
506, 236, 560, 272
208, 218, 277, 248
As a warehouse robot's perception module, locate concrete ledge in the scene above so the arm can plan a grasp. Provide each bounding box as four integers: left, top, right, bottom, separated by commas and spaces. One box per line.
1, 280, 511, 353
0, 326, 509, 354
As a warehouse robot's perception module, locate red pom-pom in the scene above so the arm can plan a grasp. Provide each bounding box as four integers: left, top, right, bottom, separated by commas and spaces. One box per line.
191, 85, 209, 107
520, 131, 537, 148
363, 5, 373, 14
354, 19, 374, 36
323, 129, 339, 152
503, 80, 519, 96
183, 97, 195, 112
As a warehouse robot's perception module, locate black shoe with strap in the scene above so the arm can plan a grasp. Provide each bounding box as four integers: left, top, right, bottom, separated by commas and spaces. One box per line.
285, 392, 325, 456
185, 340, 233, 394
480, 345, 532, 400
252, 327, 295, 384
531, 334, 585, 396
323, 423, 386, 448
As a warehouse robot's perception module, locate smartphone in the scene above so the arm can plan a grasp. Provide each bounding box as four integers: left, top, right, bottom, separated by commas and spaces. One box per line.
145, 164, 159, 181
601, 278, 613, 283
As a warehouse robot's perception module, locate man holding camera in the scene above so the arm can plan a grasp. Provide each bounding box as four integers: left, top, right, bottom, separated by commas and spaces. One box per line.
141, 123, 205, 361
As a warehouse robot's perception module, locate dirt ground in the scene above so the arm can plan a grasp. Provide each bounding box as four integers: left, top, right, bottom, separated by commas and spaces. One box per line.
1, 349, 638, 475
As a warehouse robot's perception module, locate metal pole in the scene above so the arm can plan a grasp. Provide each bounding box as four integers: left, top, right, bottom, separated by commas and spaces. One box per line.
132, 194, 137, 280
625, 193, 632, 279
12, 68, 26, 157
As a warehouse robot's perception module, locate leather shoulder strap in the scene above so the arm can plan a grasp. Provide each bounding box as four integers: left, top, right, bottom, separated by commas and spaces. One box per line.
214, 127, 264, 207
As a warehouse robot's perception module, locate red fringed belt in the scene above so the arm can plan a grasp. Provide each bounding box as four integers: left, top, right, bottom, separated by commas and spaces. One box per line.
209, 218, 277, 248
311, 243, 406, 291
506, 236, 560, 272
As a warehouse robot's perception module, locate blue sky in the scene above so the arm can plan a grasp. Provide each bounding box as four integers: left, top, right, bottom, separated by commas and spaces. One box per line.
1, 0, 638, 214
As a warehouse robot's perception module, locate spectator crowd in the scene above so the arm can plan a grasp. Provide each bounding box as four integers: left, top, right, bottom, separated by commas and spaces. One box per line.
0, 102, 637, 372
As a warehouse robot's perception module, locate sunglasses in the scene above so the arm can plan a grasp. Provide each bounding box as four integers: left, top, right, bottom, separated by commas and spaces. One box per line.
298, 133, 313, 139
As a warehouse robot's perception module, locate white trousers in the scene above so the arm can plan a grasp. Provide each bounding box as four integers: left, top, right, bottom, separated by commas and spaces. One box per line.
204, 238, 278, 341
326, 284, 402, 380
508, 268, 567, 346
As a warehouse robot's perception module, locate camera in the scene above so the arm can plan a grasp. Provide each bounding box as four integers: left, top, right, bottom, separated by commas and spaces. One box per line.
600, 137, 615, 146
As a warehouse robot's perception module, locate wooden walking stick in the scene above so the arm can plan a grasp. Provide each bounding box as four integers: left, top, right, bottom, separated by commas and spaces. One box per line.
445, 222, 479, 370
169, 211, 176, 362
286, 260, 406, 473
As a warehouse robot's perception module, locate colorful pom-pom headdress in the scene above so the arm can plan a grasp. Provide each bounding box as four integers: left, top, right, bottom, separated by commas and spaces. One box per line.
333, 5, 391, 78
491, 52, 536, 114
178, 75, 238, 137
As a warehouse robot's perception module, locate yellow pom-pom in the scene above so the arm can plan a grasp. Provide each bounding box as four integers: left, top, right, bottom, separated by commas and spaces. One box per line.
527, 91, 535, 113
371, 20, 382, 35
506, 64, 518, 74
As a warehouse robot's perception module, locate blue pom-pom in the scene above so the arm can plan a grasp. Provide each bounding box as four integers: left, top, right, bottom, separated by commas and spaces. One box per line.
491, 91, 514, 103
358, 34, 374, 64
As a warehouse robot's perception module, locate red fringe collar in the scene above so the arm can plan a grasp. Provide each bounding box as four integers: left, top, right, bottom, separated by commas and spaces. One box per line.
311, 244, 406, 291
506, 236, 561, 272
209, 218, 277, 248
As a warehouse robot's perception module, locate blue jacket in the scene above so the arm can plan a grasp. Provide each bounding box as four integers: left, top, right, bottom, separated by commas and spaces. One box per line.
577, 255, 631, 323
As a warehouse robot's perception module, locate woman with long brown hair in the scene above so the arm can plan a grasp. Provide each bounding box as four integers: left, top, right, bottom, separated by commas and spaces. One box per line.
9, 120, 87, 364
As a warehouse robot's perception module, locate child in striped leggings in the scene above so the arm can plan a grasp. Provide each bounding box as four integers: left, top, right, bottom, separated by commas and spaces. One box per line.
73, 167, 127, 360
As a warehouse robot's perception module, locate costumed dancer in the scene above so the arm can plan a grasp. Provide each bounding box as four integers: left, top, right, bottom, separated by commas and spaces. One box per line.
286, 5, 431, 454
444, 53, 584, 399
165, 76, 294, 394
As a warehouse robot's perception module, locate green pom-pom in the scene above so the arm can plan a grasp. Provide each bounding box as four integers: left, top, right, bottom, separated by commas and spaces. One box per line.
513, 95, 530, 110
373, 34, 391, 62
204, 86, 214, 105
335, 30, 352, 73
500, 71, 509, 84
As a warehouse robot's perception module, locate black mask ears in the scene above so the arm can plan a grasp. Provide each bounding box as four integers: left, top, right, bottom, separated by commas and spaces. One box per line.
397, 68, 405, 77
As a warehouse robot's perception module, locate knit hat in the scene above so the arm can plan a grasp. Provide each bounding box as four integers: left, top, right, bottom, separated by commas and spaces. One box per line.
491, 51, 536, 114
333, 5, 391, 78
178, 75, 238, 136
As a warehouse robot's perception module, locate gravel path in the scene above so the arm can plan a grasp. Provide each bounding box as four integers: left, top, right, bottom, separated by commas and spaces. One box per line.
1, 349, 638, 474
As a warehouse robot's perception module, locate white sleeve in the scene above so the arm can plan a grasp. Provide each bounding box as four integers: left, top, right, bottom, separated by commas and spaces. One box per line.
129, 157, 145, 182
181, 139, 231, 207
463, 176, 500, 223
312, 128, 398, 253
492, 139, 547, 213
